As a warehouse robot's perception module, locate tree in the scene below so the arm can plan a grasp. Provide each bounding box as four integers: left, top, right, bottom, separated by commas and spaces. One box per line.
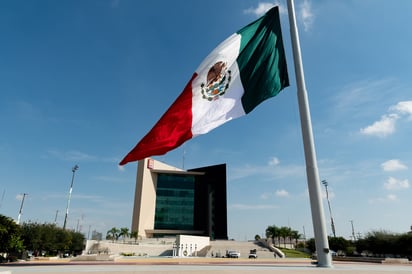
54, 226, 72, 253
0, 216, 24, 262
358, 230, 399, 256
130, 230, 139, 244
306, 238, 316, 253
21, 222, 63, 255
279, 226, 292, 248
20, 222, 84, 257
328, 236, 349, 254
119, 227, 129, 243
265, 225, 280, 246
69, 231, 86, 255
290, 230, 301, 247
20, 222, 42, 255
0, 214, 24, 257
106, 227, 120, 242
396, 233, 412, 258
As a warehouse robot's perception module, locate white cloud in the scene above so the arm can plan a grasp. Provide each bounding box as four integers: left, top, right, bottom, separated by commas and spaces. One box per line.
390, 101, 412, 119
360, 114, 399, 137
360, 100, 412, 138
383, 177, 410, 190
368, 194, 398, 204
387, 194, 397, 201
381, 159, 408, 172
243, 1, 313, 32
275, 189, 289, 197
300, 0, 314, 31
244, 1, 285, 17
268, 157, 280, 166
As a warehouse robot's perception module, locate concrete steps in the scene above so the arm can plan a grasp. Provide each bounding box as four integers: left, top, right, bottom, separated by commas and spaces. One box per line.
208, 240, 274, 259
83, 239, 276, 259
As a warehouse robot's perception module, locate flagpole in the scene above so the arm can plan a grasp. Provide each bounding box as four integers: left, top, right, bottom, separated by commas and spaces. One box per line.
286, 0, 332, 267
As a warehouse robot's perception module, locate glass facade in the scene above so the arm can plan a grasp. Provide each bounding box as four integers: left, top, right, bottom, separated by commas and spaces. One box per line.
154, 174, 195, 230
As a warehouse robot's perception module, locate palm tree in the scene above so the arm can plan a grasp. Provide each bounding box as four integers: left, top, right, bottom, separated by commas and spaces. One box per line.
290, 230, 301, 248
106, 227, 120, 243
130, 230, 139, 244
265, 225, 280, 246
279, 226, 292, 248
119, 227, 129, 243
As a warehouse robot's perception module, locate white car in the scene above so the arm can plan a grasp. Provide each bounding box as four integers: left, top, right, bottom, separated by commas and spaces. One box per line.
226, 250, 240, 258
248, 249, 257, 259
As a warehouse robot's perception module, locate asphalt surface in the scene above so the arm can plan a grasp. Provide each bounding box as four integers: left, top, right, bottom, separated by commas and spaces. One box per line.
1, 258, 411, 274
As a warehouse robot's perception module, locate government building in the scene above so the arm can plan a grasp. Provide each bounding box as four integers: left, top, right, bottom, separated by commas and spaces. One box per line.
131, 158, 228, 240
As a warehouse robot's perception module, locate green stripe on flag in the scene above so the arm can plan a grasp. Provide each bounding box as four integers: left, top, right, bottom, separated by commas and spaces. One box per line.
237, 7, 289, 114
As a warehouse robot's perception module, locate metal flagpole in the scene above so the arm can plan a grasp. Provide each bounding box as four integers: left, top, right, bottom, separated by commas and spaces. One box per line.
286, 0, 332, 267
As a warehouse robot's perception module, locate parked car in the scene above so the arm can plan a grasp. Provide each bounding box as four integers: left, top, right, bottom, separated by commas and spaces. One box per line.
248, 249, 257, 259
226, 250, 240, 258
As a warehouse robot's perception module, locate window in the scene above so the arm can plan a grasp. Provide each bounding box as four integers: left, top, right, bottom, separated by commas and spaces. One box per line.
154, 174, 195, 230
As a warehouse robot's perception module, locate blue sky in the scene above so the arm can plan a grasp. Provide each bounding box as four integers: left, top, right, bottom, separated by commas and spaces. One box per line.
1, 0, 412, 241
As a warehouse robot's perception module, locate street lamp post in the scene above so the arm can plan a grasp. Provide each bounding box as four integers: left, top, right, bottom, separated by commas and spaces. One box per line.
17, 193, 28, 224
54, 210, 59, 224
63, 165, 79, 230
350, 220, 356, 241
322, 180, 336, 237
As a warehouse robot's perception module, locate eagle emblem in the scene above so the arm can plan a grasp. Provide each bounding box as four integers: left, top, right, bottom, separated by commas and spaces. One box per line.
201, 61, 231, 101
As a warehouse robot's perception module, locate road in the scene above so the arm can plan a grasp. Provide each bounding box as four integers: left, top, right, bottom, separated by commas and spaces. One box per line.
1, 259, 412, 274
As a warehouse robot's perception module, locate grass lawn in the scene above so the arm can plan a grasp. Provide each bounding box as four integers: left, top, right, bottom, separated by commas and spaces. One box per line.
279, 248, 311, 258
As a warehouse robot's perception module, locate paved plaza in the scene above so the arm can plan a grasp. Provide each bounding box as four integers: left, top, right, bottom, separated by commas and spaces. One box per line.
1, 258, 412, 274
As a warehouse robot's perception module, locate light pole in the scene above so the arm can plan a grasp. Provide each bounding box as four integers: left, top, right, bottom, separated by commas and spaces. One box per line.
350, 220, 356, 241
17, 193, 28, 224
54, 210, 59, 224
63, 165, 79, 230
322, 180, 336, 237
88, 225, 91, 240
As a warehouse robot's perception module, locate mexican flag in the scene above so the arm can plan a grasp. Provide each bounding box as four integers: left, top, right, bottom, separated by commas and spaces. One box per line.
120, 6, 289, 165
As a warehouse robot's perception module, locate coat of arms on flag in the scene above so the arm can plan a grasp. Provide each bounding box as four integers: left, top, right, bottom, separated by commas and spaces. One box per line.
201, 61, 232, 101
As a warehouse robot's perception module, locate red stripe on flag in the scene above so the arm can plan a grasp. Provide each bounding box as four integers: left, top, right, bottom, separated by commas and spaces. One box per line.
119, 73, 196, 165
